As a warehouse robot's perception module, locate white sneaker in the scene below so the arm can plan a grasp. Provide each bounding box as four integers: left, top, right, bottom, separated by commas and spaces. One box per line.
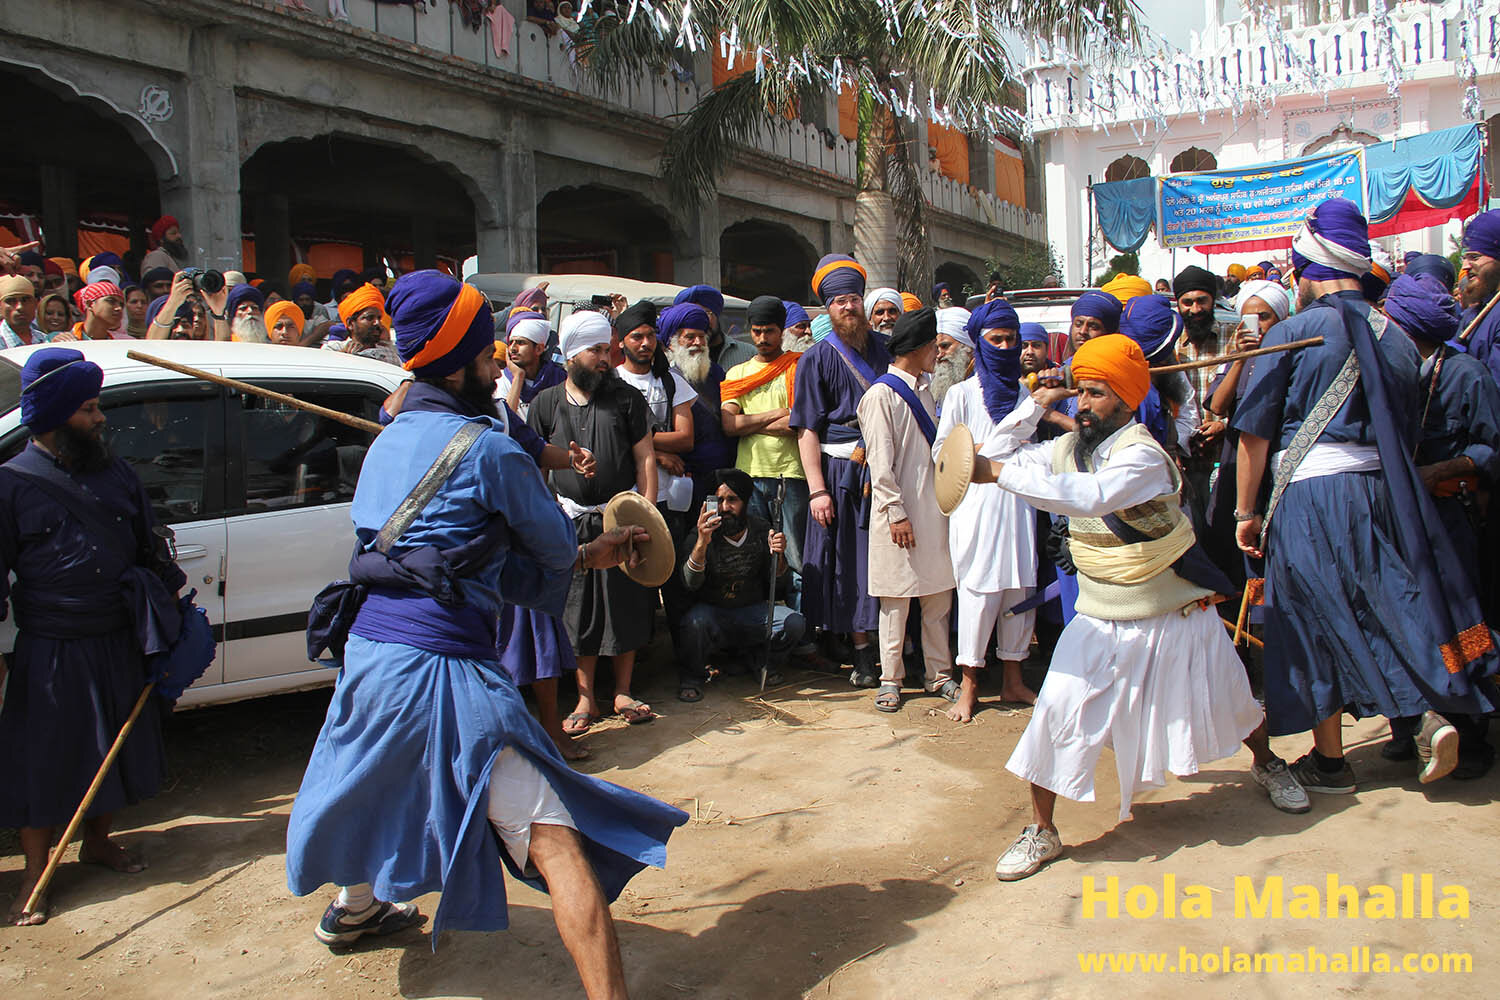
1252, 758, 1310, 814
994, 824, 1063, 881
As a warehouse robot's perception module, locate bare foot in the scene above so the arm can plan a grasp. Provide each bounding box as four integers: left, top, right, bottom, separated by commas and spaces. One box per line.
999, 683, 1037, 706
946, 667, 981, 722
945, 698, 976, 723
78, 838, 146, 874
546, 725, 592, 762
8, 873, 48, 926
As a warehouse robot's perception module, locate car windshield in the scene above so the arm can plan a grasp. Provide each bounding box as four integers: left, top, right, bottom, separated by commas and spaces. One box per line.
0, 357, 21, 416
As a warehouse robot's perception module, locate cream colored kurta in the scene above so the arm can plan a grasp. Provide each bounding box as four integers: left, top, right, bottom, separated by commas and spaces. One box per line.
857, 365, 955, 598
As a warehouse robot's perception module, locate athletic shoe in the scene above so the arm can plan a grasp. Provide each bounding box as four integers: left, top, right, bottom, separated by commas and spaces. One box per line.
1251, 758, 1310, 813
1416, 711, 1459, 784
994, 824, 1064, 881
1287, 752, 1356, 795
314, 899, 424, 947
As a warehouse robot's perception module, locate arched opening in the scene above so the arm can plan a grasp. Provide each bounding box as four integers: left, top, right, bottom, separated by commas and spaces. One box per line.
0, 66, 162, 266
240, 136, 477, 291
536, 185, 676, 282
718, 219, 817, 301
934, 261, 981, 299
1104, 155, 1150, 183
1169, 146, 1217, 173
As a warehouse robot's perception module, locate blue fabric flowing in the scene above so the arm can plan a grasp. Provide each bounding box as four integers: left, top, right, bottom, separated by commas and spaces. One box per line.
1093, 176, 1155, 253
1365, 124, 1483, 224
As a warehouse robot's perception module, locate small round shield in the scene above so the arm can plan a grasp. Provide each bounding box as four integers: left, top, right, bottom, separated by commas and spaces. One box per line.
935, 423, 975, 516
602, 491, 676, 588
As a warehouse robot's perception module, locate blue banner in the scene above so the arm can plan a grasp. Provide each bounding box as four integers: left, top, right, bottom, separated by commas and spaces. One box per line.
1156, 149, 1366, 248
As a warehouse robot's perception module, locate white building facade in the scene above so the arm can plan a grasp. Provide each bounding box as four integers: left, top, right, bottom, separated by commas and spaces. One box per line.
1025, 0, 1500, 286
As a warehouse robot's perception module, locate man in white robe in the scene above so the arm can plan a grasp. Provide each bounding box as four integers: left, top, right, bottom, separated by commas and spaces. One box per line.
932, 299, 1040, 723
975, 334, 1309, 881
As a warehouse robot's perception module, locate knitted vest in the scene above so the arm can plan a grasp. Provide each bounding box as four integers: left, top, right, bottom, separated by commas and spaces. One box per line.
1051, 423, 1211, 620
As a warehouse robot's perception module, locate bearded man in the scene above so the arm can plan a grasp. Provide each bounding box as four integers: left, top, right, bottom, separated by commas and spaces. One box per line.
225, 284, 271, 343
141, 216, 189, 273
1019, 323, 1051, 377
864, 287, 904, 336
931, 306, 974, 408
329, 283, 398, 364
781, 300, 814, 352
498, 311, 566, 419
1459, 210, 1500, 386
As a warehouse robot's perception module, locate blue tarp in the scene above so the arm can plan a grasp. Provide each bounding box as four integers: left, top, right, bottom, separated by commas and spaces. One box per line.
1093, 176, 1156, 253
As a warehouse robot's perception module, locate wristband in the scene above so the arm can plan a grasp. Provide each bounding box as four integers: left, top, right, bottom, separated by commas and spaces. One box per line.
1232, 509, 1260, 522
808, 489, 830, 501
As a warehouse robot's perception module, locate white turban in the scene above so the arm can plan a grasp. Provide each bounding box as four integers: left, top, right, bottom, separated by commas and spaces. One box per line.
936, 306, 973, 347
1291, 221, 1371, 276
559, 309, 613, 360
84, 266, 120, 287
507, 317, 550, 345
863, 287, 903, 316
1235, 280, 1290, 321
223, 270, 248, 288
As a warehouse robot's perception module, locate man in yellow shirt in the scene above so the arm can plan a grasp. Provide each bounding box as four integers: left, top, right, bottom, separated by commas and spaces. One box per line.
721, 296, 808, 610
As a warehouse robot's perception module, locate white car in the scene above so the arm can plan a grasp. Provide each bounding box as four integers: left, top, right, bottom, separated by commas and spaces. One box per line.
0, 341, 409, 708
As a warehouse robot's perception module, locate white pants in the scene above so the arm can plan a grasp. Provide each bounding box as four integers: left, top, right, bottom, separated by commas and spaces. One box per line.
878, 592, 953, 690
1006, 604, 1262, 821
955, 586, 1035, 667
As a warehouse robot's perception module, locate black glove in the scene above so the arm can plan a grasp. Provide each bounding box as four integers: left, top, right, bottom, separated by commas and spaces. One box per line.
1045, 516, 1075, 576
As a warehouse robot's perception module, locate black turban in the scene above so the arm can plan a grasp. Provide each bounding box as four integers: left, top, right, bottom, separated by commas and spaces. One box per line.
613, 300, 657, 336
746, 295, 787, 328
1172, 265, 1217, 301
715, 468, 754, 505
886, 306, 937, 355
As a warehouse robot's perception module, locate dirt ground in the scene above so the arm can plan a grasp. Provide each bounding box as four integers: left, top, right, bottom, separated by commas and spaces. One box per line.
2, 650, 1496, 999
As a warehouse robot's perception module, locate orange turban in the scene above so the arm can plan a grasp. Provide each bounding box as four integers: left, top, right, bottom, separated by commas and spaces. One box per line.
338, 282, 389, 326
900, 292, 923, 312
49, 257, 77, 278
288, 263, 317, 287
1101, 273, 1152, 304
1071, 333, 1150, 409
264, 300, 305, 337
1245, 266, 1265, 280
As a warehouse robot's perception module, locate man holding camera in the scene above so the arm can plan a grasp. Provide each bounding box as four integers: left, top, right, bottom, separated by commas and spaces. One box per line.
677, 469, 804, 702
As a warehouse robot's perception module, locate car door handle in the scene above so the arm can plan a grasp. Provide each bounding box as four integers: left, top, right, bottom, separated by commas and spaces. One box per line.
176, 544, 209, 560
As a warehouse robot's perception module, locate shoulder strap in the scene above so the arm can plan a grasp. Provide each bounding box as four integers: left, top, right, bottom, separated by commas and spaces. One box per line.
2, 458, 140, 565
374, 421, 487, 555
873, 373, 938, 446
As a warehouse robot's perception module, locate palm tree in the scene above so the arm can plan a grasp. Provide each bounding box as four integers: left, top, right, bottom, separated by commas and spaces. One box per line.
573, 1, 1138, 293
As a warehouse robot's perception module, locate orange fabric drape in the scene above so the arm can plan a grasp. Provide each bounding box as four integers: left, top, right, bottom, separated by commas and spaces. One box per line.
76, 229, 130, 262
837, 86, 858, 142
927, 122, 969, 184
720, 352, 801, 406
993, 146, 1026, 207
306, 243, 364, 279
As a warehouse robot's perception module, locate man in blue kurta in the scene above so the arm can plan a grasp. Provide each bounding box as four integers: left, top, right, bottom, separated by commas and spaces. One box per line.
1458, 210, 1500, 387
790, 254, 891, 685
1232, 199, 1498, 794
286, 271, 687, 993
0, 347, 187, 925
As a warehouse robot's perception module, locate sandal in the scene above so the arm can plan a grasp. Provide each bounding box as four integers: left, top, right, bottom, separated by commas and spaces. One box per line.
562, 712, 599, 736
616, 699, 656, 724
677, 685, 704, 703
874, 684, 902, 713
933, 679, 962, 703
849, 671, 881, 689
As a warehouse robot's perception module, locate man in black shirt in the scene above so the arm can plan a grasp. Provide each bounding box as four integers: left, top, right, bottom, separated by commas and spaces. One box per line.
678, 469, 804, 701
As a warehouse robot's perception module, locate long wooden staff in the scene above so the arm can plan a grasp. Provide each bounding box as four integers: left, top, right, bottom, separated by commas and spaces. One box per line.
1149, 336, 1325, 374
22, 683, 155, 918
126, 351, 384, 435
1457, 284, 1500, 346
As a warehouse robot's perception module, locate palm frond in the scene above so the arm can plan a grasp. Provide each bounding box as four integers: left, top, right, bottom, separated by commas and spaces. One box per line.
884, 117, 930, 290
658, 69, 797, 208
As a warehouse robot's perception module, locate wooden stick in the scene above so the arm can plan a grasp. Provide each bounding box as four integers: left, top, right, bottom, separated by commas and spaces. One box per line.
23, 683, 155, 917
1221, 617, 1264, 649
1458, 285, 1500, 346
126, 351, 385, 435
1233, 585, 1252, 647
1150, 336, 1325, 374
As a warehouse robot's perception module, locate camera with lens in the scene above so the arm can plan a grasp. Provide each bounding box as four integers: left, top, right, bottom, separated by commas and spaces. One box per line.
182, 267, 225, 295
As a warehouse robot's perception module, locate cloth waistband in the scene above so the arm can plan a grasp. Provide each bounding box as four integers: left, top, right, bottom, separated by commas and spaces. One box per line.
557, 494, 607, 520
1272, 442, 1380, 485
821, 440, 858, 460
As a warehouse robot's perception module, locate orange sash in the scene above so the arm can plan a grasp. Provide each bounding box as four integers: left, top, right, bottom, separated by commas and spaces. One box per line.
720, 352, 801, 406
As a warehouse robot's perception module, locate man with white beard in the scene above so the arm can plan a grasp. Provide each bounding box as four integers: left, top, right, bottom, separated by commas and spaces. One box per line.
931, 306, 974, 409
661, 303, 736, 514
864, 288, 904, 336
225, 284, 270, 343
782, 301, 814, 352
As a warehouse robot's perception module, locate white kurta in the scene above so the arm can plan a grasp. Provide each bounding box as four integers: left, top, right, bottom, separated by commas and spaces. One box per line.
988, 398, 1263, 819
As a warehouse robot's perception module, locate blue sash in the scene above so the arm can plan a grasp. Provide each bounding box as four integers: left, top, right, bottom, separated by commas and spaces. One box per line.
826, 330, 880, 388
873, 373, 937, 446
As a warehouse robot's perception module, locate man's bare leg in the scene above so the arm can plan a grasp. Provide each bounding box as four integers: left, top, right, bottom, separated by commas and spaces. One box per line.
999, 659, 1037, 705
1242, 721, 1276, 766
528, 824, 628, 1000
536, 678, 588, 760
995, 783, 1063, 880
1311, 715, 1344, 758
79, 813, 145, 872
946, 665, 981, 723
610, 651, 651, 720
9, 826, 52, 925
567, 656, 601, 734
1031, 783, 1058, 833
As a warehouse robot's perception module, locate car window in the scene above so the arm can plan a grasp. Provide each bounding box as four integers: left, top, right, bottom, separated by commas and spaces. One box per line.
104, 391, 222, 523
235, 387, 382, 514
0, 357, 21, 417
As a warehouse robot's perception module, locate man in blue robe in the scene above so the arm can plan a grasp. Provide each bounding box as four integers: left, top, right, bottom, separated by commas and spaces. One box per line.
1458, 210, 1500, 386
0, 348, 187, 925
286, 271, 687, 992
790, 255, 891, 685
1233, 198, 1498, 794
1381, 273, 1500, 778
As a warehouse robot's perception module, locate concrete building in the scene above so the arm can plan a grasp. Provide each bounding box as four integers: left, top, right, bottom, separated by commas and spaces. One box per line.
0, 0, 1044, 299
1025, 0, 1500, 285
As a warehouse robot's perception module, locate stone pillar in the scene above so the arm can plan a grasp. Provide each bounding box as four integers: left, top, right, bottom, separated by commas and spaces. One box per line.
253, 194, 291, 285
158, 26, 242, 273
39, 165, 78, 260
475, 145, 536, 273
672, 197, 720, 287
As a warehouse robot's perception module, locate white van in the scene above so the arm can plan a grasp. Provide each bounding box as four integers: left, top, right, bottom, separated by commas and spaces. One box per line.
0, 341, 409, 708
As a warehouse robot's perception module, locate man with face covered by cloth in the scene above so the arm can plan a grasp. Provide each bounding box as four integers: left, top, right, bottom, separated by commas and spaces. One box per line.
287, 273, 686, 990
791, 255, 892, 685
973, 335, 1306, 881
1233, 198, 1499, 793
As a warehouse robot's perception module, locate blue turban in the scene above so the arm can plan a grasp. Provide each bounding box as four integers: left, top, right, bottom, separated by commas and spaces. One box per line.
810, 313, 832, 343
387, 270, 496, 378
145, 294, 194, 329
1119, 292, 1182, 362
1291, 197, 1371, 281
1404, 251, 1422, 264
226, 283, 265, 317
656, 302, 711, 346
811, 253, 867, 305
974, 328, 1022, 423
20, 347, 104, 434
19, 250, 45, 268
1019, 322, 1049, 345
1071, 290, 1122, 332
1404, 254, 1456, 289
325, 322, 347, 342
1257, 260, 1276, 272
331, 268, 357, 292
964, 298, 1020, 346
291, 280, 317, 300
931, 282, 951, 301
1462, 210, 1500, 260
1384, 274, 1460, 345
673, 284, 724, 317
140, 266, 174, 288
782, 300, 810, 327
